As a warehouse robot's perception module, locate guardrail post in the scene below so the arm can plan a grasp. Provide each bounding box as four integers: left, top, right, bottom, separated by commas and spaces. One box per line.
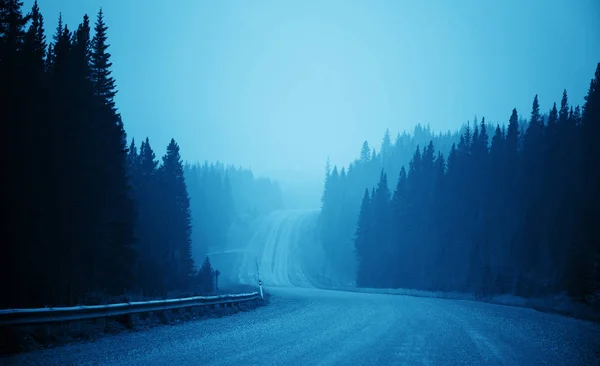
256, 257, 264, 300
159, 310, 171, 325
96, 317, 106, 331
123, 313, 137, 329
34, 324, 51, 342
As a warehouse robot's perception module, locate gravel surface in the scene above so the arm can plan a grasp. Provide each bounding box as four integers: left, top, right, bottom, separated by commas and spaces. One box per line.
3, 286, 600, 366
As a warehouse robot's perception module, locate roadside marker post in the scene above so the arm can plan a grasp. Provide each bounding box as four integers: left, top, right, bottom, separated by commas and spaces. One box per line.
256, 257, 264, 300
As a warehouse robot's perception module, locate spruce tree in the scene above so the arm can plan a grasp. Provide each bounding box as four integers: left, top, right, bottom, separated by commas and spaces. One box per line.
160, 138, 194, 290
355, 189, 372, 287
547, 102, 558, 132
198, 256, 214, 294
91, 8, 116, 111
380, 129, 391, 157
0, 0, 29, 307
360, 141, 371, 163
127, 138, 139, 173
0, 0, 28, 62
88, 8, 135, 296
133, 138, 164, 295
23, 0, 45, 72
506, 108, 520, 159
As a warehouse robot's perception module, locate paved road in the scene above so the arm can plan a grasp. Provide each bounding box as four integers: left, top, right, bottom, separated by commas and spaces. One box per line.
5, 210, 600, 365
4, 286, 600, 365
222, 209, 354, 289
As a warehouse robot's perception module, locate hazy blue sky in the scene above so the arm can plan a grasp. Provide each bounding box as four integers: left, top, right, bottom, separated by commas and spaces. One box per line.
25, 0, 600, 207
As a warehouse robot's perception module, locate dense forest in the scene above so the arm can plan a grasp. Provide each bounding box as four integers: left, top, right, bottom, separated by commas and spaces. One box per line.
327, 67, 600, 301
0, 1, 280, 308
319, 125, 463, 277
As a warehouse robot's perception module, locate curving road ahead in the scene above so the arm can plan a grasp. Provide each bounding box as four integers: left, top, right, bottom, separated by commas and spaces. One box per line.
4, 210, 600, 365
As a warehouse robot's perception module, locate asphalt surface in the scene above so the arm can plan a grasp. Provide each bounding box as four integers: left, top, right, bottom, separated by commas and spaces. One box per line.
4, 210, 600, 365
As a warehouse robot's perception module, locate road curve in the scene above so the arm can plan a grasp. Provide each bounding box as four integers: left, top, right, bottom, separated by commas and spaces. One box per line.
230, 209, 327, 288
4, 287, 600, 365
4, 210, 600, 365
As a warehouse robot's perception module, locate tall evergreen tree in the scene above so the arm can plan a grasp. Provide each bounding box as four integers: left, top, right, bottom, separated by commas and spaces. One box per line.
91, 8, 116, 111
355, 189, 372, 287
88, 8, 135, 296
159, 138, 194, 290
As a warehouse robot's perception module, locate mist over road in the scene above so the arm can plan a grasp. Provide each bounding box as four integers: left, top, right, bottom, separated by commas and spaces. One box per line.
5, 209, 600, 365
246, 209, 323, 287
213, 209, 342, 289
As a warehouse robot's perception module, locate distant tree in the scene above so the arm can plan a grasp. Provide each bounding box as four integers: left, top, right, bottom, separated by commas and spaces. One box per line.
355, 189, 372, 287
127, 138, 139, 173
380, 129, 392, 158
360, 141, 371, 163
198, 256, 214, 294
506, 108, 520, 160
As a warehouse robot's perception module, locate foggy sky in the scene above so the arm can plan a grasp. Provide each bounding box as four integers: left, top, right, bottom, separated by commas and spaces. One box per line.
26, 0, 600, 208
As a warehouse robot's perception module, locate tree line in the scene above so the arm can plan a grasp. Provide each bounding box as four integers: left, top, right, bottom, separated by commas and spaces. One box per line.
126, 137, 194, 297
185, 162, 283, 265
1, 1, 139, 307
350, 66, 600, 301
319, 125, 463, 277
0, 1, 280, 308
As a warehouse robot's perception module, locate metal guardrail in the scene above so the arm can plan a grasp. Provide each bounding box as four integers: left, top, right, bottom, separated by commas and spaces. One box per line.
0, 292, 262, 326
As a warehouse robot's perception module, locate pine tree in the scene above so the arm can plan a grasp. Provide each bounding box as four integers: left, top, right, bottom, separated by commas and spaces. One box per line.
198, 256, 214, 294
381, 129, 391, 158
23, 0, 45, 72
320, 158, 331, 208
462, 122, 472, 150
391, 167, 407, 221
139, 138, 159, 181
547, 102, 558, 132
372, 170, 391, 286
355, 189, 372, 287
0, 0, 28, 62
360, 141, 371, 163
506, 108, 520, 160
127, 138, 139, 173
91, 8, 116, 111
134, 138, 166, 295
518, 95, 547, 281
160, 138, 194, 290
87, 8, 136, 297
569, 63, 600, 301
559, 90, 569, 124
49, 15, 70, 78
0, 0, 32, 307
71, 14, 91, 84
